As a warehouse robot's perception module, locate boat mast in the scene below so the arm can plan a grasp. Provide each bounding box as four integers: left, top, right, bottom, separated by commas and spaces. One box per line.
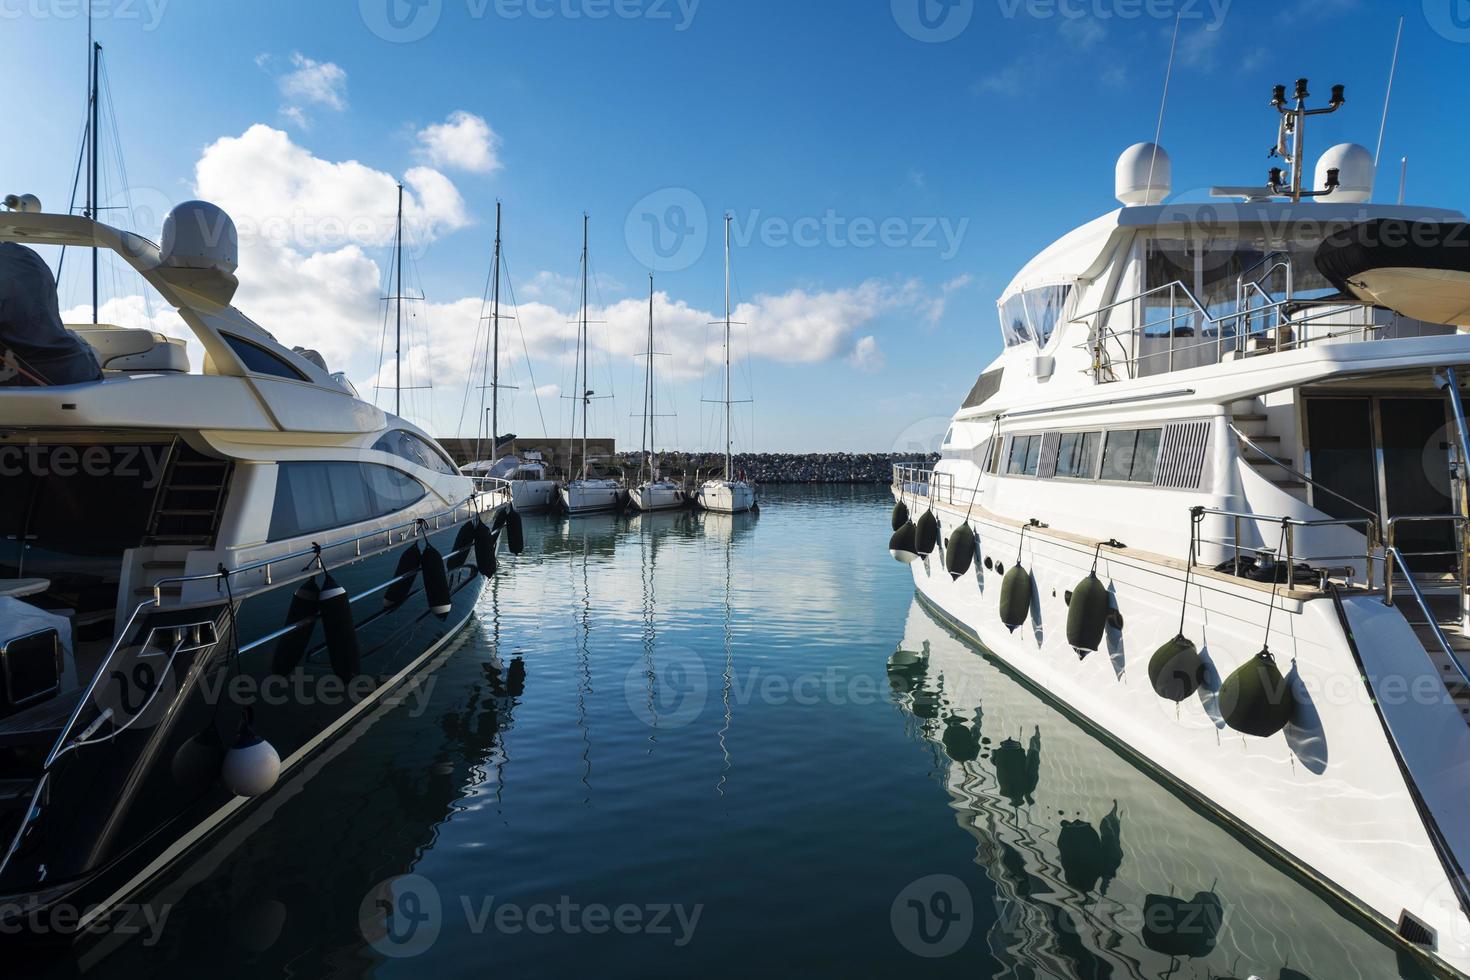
87, 33, 100, 323
580, 213, 590, 483
723, 213, 733, 482
644, 273, 655, 481
490, 201, 502, 462
394, 183, 404, 417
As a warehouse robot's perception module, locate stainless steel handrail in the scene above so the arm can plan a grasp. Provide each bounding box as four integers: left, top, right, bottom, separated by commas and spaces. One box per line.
1386, 544, 1470, 692
1190, 507, 1379, 590
1383, 516, 1470, 631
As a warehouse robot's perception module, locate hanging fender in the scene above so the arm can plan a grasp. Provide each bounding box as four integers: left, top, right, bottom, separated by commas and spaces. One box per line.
319, 573, 361, 681
270, 575, 320, 676
421, 542, 453, 618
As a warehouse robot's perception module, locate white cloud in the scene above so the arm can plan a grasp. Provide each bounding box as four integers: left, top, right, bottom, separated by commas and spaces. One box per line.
415, 111, 503, 174
848, 336, 884, 373
1058, 17, 1104, 49
279, 52, 348, 112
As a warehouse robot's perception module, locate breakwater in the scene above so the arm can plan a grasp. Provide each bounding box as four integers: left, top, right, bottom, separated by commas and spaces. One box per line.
618, 452, 939, 485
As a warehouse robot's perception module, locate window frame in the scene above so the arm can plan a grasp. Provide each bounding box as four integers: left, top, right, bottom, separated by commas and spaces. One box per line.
222, 333, 310, 382
1098, 427, 1164, 485
1053, 430, 1104, 481
269, 461, 431, 541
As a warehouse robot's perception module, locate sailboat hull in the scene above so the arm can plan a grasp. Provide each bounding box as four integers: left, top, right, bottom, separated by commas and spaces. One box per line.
696, 480, 755, 514
509, 480, 559, 512
630, 482, 686, 512
561, 481, 625, 515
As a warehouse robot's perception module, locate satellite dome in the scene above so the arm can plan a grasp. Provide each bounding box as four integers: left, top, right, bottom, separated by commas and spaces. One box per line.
1316, 143, 1374, 204
1116, 143, 1171, 206
160, 201, 239, 274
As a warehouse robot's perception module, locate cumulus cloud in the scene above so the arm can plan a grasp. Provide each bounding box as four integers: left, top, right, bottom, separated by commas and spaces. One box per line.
848, 336, 884, 373
415, 111, 502, 174
259, 52, 348, 128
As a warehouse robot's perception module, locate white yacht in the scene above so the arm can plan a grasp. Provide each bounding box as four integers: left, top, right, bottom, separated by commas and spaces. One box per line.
893, 79, 1470, 977
0, 195, 507, 939
630, 274, 687, 513
560, 215, 627, 516
696, 215, 756, 515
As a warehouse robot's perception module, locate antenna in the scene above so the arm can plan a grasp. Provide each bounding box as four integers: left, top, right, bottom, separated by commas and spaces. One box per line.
1145, 13, 1182, 200
1398, 156, 1408, 205
1266, 77, 1347, 202
1374, 16, 1404, 170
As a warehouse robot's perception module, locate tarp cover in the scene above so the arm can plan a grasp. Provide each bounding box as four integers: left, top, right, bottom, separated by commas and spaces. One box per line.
0, 243, 103, 386
1315, 219, 1470, 293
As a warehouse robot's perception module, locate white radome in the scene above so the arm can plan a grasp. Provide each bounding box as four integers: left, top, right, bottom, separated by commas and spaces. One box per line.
1115, 142, 1171, 207
1316, 142, 1375, 203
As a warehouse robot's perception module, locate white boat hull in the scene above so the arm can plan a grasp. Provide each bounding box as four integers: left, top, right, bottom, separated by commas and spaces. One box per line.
509, 479, 559, 512
629, 482, 686, 512
560, 481, 625, 515
697, 480, 755, 514
900, 493, 1470, 976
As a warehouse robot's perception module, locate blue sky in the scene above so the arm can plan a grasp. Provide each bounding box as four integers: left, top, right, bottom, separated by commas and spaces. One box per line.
4, 0, 1469, 451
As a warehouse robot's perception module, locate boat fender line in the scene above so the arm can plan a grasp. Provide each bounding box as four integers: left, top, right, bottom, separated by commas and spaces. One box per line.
915, 509, 939, 556
270, 574, 321, 677
1151, 520, 1204, 702
383, 544, 422, 609
221, 708, 281, 799
420, 537, 453, 618
889, 521, 919, 564
474, 520, 500, 579
506, 507, 525, 556
447, 521, 476, 570
1221, 519, 1296, 737
318, 572, 361, 681
998, 522, 1037, 633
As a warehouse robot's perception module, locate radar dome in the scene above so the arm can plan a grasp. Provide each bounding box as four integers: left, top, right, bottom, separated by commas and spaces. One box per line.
1115, 143, 1171, 206
3, 193, 42, 213
160, 201, 239, 274
1316, 143, 1374, 204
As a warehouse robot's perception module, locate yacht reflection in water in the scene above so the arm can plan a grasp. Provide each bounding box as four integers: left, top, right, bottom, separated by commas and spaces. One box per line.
890, 598, 1435, 980
45, 596, 529, 976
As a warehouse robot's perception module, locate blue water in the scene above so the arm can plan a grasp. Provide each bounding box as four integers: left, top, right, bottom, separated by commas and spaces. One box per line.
42, 486, 1427, 979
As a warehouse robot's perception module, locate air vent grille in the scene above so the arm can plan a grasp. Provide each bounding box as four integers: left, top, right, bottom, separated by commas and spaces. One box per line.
1154, 421, 1212, 490
1036, 432, 1060, 479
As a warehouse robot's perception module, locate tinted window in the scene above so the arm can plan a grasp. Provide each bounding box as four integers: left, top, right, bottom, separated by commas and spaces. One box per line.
223, 334, 308, 381
270, 462, 429, 539
1100, 429, 1162, 483
1006, 435, 1042, 476
372, 429, 459, 476
1055, 431, 1101, 479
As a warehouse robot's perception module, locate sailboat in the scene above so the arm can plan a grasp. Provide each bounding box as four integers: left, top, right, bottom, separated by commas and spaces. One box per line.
696, 214, 757, 515
629, 274, 687, 512
466, 203, 559, 511
559, 214, 626, 515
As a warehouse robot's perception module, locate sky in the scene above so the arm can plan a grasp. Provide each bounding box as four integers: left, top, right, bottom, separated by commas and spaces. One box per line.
3, 0, 1469, 453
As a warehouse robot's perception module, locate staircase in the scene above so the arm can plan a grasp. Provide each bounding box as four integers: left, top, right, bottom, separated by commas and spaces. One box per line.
1229, 397, 1308, 503
1391, 591, 1470, 722
131, 441, 234, 604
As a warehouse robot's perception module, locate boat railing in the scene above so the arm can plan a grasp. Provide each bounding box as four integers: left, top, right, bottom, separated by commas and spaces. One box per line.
891, 463, 961, 508
1072, 278, 1382, 383
1189, 507, 1380, 591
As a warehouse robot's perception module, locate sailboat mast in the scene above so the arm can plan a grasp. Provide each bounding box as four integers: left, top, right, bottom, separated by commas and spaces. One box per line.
580, 213, 590, 483
88, 38, 100, 323
644, 273, 654, 478
490, 201, 502, 462
724, 214, 733, 482
394, 183, 404, 417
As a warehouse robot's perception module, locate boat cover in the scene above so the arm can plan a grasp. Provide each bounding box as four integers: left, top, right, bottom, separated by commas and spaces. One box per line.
1315, 219, 1470, 293
0, 243, 104, 386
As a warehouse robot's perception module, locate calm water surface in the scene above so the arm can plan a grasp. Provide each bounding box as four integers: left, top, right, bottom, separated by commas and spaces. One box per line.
39, 486, 1430, 979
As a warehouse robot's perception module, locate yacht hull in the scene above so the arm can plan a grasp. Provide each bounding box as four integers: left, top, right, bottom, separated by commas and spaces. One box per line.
509, 479, 558, 512
0, 520, 492, 945
629, 483, 686, 512
900, 491, 1470, 977
697, 480, 755, 514
560, 483, 624, 515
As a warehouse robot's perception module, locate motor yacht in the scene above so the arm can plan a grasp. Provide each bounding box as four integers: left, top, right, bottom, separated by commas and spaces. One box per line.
0, 196, 507, 940
892, 79, 1470, 977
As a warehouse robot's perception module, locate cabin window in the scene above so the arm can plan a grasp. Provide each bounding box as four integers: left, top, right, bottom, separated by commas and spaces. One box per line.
1054, 431, 1102, 479
1100, 428, 1162, 483
1006, 435, 1043, 476
372, 429, 459, 476
270, 462, 429, 540
222, 334, 310, 382
998, 284, 1074, 348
